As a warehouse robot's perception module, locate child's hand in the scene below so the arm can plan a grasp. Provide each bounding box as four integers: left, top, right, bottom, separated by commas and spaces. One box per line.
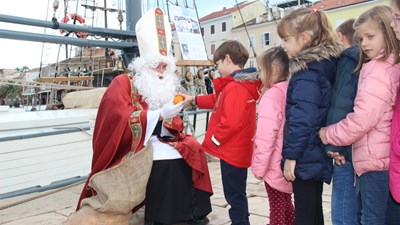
319, 127, 328, 144
177, 93, 195, 105
327, 151, 346, 165
284, 159, 296, 182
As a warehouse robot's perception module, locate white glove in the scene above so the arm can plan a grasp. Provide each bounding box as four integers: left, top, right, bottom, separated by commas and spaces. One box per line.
160, 101, 184, 119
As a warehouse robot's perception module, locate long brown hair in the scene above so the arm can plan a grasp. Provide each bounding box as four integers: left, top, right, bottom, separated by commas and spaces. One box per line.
353, 5, 400, 71
277, 8, 337, 50
258, 47, 289, 90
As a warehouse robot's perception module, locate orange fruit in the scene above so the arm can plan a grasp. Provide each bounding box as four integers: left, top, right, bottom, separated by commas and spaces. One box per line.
173, 95, 184, 104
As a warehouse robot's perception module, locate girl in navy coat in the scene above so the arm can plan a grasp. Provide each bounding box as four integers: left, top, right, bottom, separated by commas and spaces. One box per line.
277, 8, 343, 225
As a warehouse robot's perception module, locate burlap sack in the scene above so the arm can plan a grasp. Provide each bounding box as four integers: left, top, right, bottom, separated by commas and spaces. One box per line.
64, 143, 153, 225
62, 88, 107, 109
82, 142, 153, 213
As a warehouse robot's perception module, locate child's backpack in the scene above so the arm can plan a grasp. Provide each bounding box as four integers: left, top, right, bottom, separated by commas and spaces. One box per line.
390, 94, 400, 203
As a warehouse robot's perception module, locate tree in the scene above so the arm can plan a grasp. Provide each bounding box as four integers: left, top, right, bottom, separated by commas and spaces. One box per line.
16, 66, 29, 73
0, 82, 23, 106
0, 66, 27, 106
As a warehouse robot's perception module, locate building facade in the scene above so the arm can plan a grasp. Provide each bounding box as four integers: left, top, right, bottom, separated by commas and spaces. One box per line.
199, 0, 267, 61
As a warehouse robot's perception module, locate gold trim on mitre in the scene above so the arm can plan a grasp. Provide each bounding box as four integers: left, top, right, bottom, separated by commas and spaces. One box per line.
155, 8, 167, 56
135, 7, 172, 58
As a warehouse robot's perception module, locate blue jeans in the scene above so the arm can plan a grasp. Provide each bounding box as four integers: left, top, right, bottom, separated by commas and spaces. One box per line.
331, 162, 357, 225
220, 160, 250, 225
356, 171, 389, 225
386, 193, 400, 225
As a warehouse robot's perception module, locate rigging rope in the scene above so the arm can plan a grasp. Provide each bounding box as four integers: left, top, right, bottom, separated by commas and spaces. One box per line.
235, 0, 257, 58
192, 0, 209, 57
38, 0, 52, 78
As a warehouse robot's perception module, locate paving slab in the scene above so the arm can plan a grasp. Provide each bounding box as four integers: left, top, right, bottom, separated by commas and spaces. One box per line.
0, 161, 333, 225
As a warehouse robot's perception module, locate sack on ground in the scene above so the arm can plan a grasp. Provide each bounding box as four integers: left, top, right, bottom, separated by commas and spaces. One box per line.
63, 143, 153, 225
81, 142, 153, 213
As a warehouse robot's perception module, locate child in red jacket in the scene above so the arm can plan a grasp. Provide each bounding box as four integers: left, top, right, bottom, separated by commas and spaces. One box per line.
186, 40, 262, 225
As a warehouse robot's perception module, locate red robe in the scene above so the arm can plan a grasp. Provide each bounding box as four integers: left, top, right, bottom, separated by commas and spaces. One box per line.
76, 74, 212, 211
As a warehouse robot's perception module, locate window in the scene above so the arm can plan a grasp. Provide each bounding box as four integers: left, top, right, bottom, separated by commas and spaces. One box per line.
263, 32, 271, 46
248, 35, 255, 48
222, 22, 226, 32
211, 44, 216, 55
201, 27, 204, 36
211, 25, 215, 34
249, 59, 255, 68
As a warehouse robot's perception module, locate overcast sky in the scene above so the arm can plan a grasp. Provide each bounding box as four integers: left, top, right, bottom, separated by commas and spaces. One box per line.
0, 0, 275, 69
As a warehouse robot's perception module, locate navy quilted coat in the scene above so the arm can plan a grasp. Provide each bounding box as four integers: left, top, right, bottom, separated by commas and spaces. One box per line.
282, 42, 343, 184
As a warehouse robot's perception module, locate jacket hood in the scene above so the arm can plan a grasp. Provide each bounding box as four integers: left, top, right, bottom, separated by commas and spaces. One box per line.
290, 42, 344, 76
213, 68, 261, 100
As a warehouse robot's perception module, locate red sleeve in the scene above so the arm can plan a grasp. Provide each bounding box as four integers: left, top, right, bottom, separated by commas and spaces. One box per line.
196, 94, 217, 109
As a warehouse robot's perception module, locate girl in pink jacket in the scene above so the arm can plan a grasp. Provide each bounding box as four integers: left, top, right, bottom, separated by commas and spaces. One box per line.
389, 0, 400, 205
319, 6, 400, 224
251, 47, 294, 225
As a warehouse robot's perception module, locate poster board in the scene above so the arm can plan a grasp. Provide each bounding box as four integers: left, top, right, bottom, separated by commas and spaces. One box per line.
169, 4, 208, 61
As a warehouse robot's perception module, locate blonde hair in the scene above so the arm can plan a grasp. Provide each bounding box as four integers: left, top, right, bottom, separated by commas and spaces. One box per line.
277, 8, 337, 49
353, 5, 400, 71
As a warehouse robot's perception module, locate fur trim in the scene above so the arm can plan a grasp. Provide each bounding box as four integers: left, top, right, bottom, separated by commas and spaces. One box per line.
289, 42, 344, 75
234, 71, 260, 82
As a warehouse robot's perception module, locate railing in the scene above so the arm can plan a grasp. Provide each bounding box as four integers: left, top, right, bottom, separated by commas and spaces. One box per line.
0, 109, 212, 201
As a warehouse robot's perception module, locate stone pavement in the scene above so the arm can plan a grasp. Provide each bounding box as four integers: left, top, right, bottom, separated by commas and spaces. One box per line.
0, 161, 333, 225
0, 112, 333, 225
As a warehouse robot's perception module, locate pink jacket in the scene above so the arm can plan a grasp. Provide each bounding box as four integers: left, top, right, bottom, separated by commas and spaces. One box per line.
326, 53, 400, 176
390, 94, 400, 203
251, 81, 292, 194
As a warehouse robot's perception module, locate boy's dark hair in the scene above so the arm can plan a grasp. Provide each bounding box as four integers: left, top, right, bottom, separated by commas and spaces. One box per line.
336, 18, 356, 45
213, 40, 249, 68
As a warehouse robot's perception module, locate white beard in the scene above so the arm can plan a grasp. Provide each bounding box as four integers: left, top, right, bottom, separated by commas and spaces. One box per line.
134, 69, 178, 110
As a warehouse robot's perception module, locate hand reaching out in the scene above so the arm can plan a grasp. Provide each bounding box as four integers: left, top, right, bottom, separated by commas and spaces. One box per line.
319, 127, 328, 144
177, 93, 195, 105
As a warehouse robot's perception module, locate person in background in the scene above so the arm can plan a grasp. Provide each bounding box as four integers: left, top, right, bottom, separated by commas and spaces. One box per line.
196, 68, 208, 95
319, 6, 400, 224
324, 18, 360, 225
176, 69, 196, 111
251, 46, 294, 225
184, 40, 262, 225
278, 7, 343, 225
205, 69, 215, 94
182, 69, 196, 96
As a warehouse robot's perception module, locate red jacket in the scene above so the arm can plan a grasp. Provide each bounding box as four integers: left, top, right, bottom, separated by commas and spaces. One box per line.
197, 69, 262, 168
